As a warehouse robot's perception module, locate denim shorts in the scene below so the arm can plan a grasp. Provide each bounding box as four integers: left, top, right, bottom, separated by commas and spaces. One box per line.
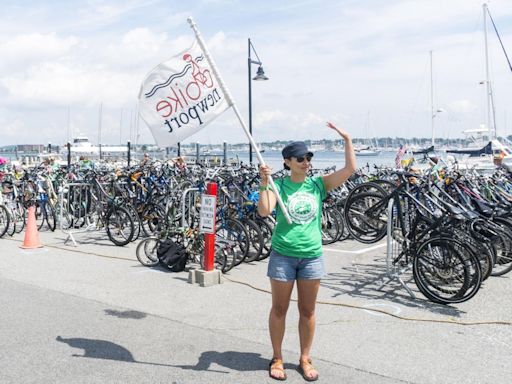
267, 250, 325, 282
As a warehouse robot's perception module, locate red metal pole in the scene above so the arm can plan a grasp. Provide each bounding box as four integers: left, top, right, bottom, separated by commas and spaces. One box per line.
203, 182, 217, 271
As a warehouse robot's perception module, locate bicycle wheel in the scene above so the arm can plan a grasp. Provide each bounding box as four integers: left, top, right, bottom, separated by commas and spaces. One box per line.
13, 201, 25, 234
216, 238, 237, 272
214, 242, 227, 272
6, 210, 15, 237
56, 198, 74, 230
44, 202, 56, 232
455, 230, 495, 281
413, 238, 481, 304
344, 192, 387, 244
334, 207, 351, 241
255, 217, 273, 261
216, 218, 249, 266
346, 182, 387, 199
241, 218, 264, 263
124, 204, 141, 241
0, 204, 10, 238
373, 180, 398, 193
321, 207, 341, 245
488, 219, 512, 276
490, 231, 512, 276
106, 206, 135, 246
141, 203, 166, 237
136, 237, 160, 266
34, 201, 46, 230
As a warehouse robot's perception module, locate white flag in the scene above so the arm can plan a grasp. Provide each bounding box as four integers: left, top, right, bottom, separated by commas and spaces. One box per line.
138, 40, 231, 147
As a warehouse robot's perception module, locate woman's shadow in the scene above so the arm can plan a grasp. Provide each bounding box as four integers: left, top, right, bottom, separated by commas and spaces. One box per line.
56, 336, 280, 373
56, 336, 138, 362
175, 350, 293, 373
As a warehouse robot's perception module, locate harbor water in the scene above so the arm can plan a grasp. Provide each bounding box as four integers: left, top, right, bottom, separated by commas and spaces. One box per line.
0, 149, 399, 170
213, 150, 398, 171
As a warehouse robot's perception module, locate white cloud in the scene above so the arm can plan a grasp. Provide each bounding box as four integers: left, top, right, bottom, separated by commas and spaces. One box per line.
448, 100, 477, 114
0, 62, 137, 108
253, 110, 287, 125
250, 110, 327, 141
0, 33, 79, 70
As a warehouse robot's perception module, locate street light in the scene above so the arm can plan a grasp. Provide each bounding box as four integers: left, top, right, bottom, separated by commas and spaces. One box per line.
248, 38, 269, 164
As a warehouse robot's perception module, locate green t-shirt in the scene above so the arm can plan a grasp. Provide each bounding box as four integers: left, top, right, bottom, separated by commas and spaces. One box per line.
271, 176, 327, 258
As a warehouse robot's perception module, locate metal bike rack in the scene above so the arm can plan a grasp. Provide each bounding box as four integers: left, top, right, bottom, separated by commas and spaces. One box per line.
378, 197, 416, 298
181, 187, 200, 228
58, 182, 95, 246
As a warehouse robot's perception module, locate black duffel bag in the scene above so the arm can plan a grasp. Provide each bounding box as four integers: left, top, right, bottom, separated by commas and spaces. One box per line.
156, 239, 188, 272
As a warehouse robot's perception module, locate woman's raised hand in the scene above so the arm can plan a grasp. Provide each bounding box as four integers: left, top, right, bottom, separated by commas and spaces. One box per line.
327, 122, 351, 141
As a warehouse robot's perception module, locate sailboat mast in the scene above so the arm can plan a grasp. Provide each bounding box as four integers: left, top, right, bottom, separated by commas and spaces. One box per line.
66, 106, 70, 143
483, 3, 494, 138
430, 50, 435, 147
98, 102, 103, 145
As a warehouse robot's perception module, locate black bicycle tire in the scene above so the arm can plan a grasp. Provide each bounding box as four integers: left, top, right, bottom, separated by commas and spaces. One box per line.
488, 218, 512, 276
140, 203, 166, 237
0, 204, 10, 238
216, 217, 250, 267
106, 206, 135, 246
135, 237, 160, 266
242, 218, 264, 263
413, 237, 481, 304
45, 202, 57, 232
13, 202, 25, 234
322, 206, 341, 245
344, 191, 387, 244
255, 217, 273, 261
124, 204, 141, 241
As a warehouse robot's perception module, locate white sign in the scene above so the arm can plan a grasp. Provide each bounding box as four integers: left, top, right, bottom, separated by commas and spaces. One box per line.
199, 194, 217, 234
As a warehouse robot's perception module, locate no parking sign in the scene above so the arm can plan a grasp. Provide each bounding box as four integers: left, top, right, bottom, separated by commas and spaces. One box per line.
199, 194, 216, 234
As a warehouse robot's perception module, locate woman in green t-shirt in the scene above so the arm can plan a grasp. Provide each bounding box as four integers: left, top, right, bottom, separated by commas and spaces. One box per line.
258, 122, 356, 381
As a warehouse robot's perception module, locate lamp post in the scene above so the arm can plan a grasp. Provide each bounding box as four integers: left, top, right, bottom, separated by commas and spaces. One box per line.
248, 38, 269, 164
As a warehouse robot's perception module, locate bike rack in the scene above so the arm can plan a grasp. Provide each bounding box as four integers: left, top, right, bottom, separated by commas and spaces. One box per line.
378, 197, 416, 298
181, 187, 200, 228
58, 182, 96, 246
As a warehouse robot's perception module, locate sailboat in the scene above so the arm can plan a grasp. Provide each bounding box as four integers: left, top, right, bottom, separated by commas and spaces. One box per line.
355, 112, 381, 156
447, 3, 512, 172
411, 50, 442, 158
355, 146, 381, 156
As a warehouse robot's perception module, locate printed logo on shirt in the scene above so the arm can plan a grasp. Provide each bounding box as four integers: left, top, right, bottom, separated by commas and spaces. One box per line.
286, 191, 318, 224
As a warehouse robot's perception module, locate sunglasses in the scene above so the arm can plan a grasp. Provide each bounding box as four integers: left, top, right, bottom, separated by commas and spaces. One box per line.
295, 155, 313, 163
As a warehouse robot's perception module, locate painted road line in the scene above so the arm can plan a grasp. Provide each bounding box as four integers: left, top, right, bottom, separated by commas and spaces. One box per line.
133, 269, 166, 274
363, 303, 402, 317
323, 243, 386, 254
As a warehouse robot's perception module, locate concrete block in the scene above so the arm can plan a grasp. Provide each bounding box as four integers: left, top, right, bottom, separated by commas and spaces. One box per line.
194, 269, 222, 287
188, 269, 198, 284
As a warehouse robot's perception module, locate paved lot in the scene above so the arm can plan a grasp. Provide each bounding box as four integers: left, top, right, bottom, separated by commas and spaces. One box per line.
1, 228, 512, 383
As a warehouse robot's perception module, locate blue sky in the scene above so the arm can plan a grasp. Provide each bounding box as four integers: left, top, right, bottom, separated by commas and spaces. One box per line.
1, 0, 512, 146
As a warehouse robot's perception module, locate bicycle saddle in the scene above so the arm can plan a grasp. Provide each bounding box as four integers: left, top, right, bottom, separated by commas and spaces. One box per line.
439, 201, 465, 220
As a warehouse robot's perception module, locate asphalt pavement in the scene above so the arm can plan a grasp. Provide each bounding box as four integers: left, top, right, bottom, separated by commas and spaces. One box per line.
1, 228, 511, 383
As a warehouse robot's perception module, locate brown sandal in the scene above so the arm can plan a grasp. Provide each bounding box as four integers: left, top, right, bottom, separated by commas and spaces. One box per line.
297, 358, 319, 382
269, 358, 287, 381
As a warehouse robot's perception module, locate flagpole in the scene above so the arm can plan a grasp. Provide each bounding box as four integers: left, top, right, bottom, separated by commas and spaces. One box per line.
187, 17, 292, 223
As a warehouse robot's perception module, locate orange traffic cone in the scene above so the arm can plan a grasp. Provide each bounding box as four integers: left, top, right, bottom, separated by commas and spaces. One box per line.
20, 205, 43, 249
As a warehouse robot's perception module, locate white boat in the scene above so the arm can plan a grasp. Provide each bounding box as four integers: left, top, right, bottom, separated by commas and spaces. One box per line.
355, 145, 381, 156
61, 135, 128, 160
446, 132, 512, 172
